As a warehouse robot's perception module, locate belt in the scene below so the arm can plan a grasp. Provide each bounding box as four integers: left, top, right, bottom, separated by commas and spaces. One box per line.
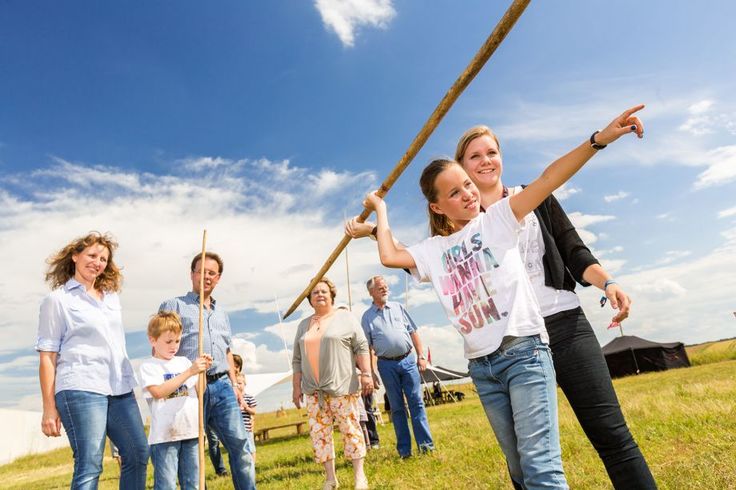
206, 372, 227, 383
378, 350, 412, 361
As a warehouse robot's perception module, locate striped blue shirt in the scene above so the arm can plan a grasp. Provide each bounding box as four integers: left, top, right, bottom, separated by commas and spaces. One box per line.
35, 279, 137, 396
159, 292, 232, 375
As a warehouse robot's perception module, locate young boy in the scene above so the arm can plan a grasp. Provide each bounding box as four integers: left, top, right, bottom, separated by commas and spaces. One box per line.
235, 372, 258, 461
138, 311, 212, 490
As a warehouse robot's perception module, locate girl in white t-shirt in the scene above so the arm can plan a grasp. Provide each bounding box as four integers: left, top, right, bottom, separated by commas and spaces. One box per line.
362, 106, 644, 489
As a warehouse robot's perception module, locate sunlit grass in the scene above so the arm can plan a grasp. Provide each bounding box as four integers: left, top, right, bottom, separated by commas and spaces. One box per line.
3, 360, 736, 489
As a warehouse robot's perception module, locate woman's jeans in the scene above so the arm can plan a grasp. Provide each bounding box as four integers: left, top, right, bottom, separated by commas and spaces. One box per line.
56, 390, 149, 490
545, 307, 656, 489
469, 335, 568, 490
151, 438, 198, 490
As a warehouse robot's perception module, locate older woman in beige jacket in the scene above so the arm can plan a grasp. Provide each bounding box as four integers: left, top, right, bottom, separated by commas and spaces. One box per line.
292, 277, 374, 490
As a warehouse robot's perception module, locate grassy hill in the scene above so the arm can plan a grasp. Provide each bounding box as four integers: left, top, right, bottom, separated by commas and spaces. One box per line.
2, 359, 735, 489
686, 337, 736, 365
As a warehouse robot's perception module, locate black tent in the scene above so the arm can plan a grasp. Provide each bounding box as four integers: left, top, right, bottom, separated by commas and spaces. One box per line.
419, 364, 469, 384
601, 335, 690, 378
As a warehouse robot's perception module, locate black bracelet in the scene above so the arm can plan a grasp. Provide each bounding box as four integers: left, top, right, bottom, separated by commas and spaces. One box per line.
370, 226, 378, 237
590, 130, 607, 150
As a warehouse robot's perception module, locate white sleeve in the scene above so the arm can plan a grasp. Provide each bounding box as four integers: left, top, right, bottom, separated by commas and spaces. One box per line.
138, 361, 162, 398
483, 198, 521, 245
406, 240, 433, 283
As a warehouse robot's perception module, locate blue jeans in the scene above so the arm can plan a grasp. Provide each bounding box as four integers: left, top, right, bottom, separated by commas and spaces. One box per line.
56, 390, 149, 490
206, 425, 228, 474
468, 336, 567, 490
205, 377, 256, 489
151, 438, 198, 490
377, 352, 434, 457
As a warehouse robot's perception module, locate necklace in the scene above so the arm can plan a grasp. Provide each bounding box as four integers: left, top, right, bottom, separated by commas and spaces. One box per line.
311, 310, 334, 332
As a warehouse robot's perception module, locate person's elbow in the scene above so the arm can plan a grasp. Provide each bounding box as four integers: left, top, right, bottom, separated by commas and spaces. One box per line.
378, 250, 404, 268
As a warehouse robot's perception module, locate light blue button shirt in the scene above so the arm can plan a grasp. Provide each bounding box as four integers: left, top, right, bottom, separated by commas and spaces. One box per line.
361, 301, 417, 358
35, 279, 137, 396
159, 292, 232, 375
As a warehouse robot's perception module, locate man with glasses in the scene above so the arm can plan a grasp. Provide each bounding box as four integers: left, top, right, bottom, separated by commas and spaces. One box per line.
159, 252, 256, 490
361, 275, 435, 459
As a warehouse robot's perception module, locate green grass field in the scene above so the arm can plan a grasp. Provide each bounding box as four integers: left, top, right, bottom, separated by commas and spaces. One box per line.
4, 359, 735, 489
686, 337, 736, 366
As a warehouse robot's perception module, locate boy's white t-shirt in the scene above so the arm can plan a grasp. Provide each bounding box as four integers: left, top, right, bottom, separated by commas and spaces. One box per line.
138, 356, 199, 445
407, 198, 548, 360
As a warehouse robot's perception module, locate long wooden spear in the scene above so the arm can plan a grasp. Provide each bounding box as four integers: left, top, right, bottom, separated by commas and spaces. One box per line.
283, 0, 531, 318
198, 230, 207, 489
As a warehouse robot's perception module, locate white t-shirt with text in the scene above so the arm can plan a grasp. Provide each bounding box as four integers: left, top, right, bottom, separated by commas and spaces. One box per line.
407, 198, 548, 359
139, 356, 199, 445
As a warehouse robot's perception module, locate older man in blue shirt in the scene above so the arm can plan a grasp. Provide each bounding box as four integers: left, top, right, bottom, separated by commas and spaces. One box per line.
361, 275, 435, 458
159, 252, 256, 490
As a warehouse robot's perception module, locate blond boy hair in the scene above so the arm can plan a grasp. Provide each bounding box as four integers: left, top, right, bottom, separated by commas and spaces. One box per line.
148, 311, 183, 339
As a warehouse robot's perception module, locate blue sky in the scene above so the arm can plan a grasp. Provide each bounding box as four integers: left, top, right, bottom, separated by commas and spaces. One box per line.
2, 1, 735, 412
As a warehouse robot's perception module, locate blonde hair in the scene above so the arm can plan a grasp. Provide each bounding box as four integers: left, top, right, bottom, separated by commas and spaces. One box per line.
45, 232, 122, 292
148, 311, 183, 339
307, 276, 337, 306
454, 125, 502, 164
419, 159, 459, 237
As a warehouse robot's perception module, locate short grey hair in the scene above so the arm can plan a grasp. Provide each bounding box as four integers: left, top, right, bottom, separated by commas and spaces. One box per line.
366, 275, 384, 291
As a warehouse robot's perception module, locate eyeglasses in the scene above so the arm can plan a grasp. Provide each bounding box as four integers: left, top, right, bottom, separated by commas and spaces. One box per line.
193, 269, 220, 278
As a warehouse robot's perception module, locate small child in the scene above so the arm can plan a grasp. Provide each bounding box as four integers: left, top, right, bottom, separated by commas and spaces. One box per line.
235, 372, 258, 461
138, 311, 212, 490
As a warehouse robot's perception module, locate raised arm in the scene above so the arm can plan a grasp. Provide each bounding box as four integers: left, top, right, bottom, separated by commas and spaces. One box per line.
363, 191, 417, 269
510, 105, 645, 221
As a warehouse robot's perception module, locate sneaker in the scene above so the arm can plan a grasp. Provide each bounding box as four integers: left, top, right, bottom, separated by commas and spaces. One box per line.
370, 444, 380, 450
399, 453, 411, 459
216, 470, 229, 477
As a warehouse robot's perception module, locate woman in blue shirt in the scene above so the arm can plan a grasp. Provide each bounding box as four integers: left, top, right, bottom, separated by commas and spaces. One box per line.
36, 232, 149, 489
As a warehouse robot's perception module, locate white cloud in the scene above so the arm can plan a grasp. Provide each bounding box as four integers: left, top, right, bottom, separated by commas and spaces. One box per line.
0, 156, 379, 357
718, 206, 736, 219
678, 99, 736, 136
579, 224, 736, 346
553, 184, 580, 201
567, 212, 615, 228
314, 0, 396, 48
694, 145, 736, 189
654, 250, 692, 266
309, 169, 375, 196
688, 100, 714, 115
603, 191, 630, 203
179, 156, 240, 172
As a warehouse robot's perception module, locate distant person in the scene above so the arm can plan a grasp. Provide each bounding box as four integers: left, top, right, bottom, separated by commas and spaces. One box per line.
292, 277, 373, 490
139, 311, 212, 489
233, 356, 258, 463
36, 232, 149, 489
159, 252, 256, 490
361, 275, 435, 458
362, 392, 380, 449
